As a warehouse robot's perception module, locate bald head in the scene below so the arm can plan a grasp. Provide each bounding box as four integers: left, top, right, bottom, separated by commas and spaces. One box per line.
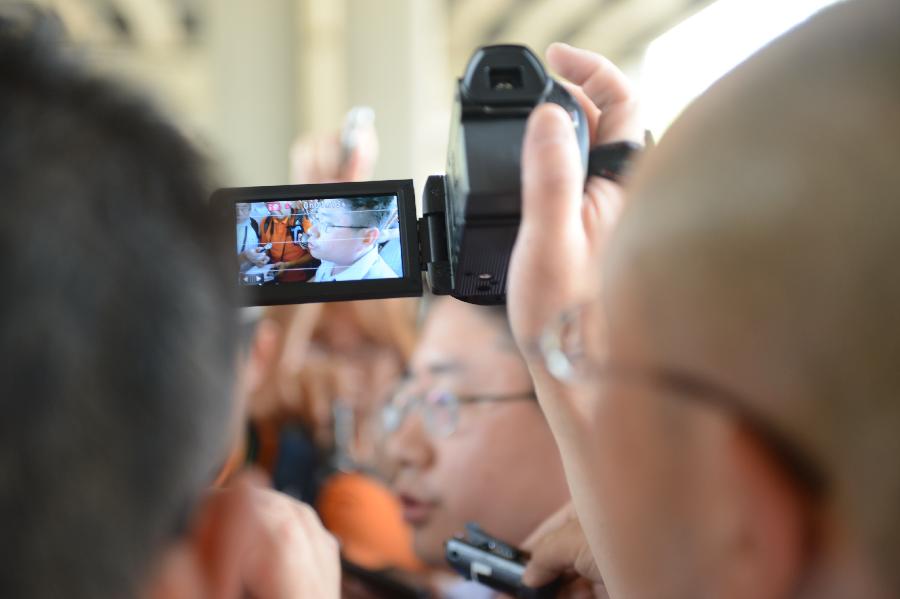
607, 0, 900, 590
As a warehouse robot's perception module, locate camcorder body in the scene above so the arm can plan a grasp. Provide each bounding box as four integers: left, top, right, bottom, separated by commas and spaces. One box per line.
423, 45, 589, 304
213, 44, 617, 307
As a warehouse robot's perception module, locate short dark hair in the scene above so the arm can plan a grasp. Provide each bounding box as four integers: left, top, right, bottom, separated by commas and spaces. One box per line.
0, 9, 238, 599
336, 195, 396, 229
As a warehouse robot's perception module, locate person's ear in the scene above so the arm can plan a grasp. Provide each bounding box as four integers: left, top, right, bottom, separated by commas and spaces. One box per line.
143, 541, 206, 599
362, 227, 380, 247
722, 426, 812, 599
147, 471, 271, 599
143, 471, 266, 599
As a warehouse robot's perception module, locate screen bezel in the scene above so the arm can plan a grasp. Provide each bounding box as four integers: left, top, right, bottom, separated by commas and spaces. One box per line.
212, 179, 422, 306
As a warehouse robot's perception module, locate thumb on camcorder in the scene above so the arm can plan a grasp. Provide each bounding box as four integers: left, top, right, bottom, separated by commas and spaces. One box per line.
508, 102, 588, 345
521, 525, 580, 588
521, 502, 603, 590
521, 103, 585, 235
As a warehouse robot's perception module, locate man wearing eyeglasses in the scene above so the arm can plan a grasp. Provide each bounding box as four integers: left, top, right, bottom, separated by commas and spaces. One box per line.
309, 196, 399, 282
507, 2, 900, 598
382, 298, 570, 596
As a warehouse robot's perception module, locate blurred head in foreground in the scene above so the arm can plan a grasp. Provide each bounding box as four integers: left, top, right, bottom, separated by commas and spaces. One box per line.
577, 1, 900, 597
0, 8, 240, 599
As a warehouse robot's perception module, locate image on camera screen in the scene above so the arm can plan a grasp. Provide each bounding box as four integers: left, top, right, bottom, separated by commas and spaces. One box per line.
236, 194, 401, 286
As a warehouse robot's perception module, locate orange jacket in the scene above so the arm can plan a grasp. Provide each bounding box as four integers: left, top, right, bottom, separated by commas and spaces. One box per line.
317, 472, 426, 572
260, 215, 308, 264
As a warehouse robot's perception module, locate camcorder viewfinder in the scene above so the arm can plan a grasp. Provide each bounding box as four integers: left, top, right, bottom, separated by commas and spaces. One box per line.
445, 522, 562, 598
212, 44, 637, 307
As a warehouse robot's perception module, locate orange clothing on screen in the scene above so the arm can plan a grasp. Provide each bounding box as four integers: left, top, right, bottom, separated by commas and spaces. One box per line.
260, 215, 307, 264
316, 472, 426, 572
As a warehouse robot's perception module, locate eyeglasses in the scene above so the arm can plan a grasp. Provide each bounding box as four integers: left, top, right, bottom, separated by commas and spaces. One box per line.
382, 384, 536, 438
311, 219, 372, 236
539, 301, 828, 498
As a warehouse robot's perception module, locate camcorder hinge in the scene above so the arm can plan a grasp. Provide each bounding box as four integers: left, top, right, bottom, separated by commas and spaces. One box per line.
417, 174, 453, 295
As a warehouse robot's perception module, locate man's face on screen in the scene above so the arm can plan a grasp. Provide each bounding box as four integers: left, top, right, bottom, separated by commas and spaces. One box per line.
308, 204, 375, 266
236, 203, 251, 222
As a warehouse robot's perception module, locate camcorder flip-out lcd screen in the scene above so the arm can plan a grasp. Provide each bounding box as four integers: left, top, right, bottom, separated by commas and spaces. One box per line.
212, 180, 422, 306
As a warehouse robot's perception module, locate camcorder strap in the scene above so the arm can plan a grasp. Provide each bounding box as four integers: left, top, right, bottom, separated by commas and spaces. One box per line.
587, 139, 644, 183
586, 130, 655, 182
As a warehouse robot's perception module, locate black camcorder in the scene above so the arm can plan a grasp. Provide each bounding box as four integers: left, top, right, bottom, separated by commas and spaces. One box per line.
213, 44, 638, 307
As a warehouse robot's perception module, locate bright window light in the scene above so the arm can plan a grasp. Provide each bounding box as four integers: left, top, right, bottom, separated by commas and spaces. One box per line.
641, 0, 848, 136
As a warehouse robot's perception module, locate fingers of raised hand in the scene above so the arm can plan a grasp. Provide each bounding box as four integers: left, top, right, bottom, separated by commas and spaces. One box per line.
546, 43, 642, 143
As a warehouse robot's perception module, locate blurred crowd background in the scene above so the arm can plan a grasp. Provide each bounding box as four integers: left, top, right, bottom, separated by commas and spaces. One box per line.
19, 0, 841, 193
2, 1, 882, 597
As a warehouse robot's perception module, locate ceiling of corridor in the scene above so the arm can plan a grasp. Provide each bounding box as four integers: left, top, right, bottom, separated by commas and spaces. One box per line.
22, 0, 715, 66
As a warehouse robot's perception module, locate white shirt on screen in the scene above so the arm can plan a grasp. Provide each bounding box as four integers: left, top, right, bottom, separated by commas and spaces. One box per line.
236, 219, 259, 254
312, 246, 398, 282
